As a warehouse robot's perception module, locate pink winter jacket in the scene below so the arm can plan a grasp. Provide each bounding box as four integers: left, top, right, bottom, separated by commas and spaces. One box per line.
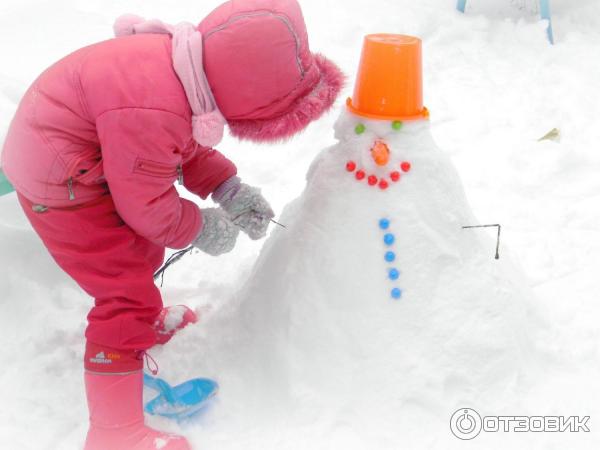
1, 34, 237, 249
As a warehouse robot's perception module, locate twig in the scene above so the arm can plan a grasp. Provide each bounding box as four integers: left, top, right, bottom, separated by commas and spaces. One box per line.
232, 211, 287, 229
462, 224, 501, 260
152, 216, 286, 286
270, 219, 287, 228
153, 246, 194, 286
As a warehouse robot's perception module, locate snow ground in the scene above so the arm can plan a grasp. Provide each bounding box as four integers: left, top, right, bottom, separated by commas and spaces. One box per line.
1, 0, 599, 449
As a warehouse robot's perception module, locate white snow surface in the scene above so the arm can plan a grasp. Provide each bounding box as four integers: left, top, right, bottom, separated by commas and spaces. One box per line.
1, 1, 599, 449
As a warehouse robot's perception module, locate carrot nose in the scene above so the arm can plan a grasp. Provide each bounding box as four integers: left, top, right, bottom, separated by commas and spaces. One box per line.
371, 141, 390, 166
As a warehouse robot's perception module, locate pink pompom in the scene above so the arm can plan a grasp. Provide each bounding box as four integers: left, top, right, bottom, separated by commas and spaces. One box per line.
113, 14, 146, 37
192, 110, 227, 147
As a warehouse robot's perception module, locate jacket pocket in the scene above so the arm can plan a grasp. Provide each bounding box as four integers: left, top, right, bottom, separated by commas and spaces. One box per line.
133, 158, 183, 184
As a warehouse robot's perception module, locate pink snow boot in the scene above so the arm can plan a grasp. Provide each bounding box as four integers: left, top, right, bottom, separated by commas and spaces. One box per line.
154, 305, 198, 345
84, 370, 191, 450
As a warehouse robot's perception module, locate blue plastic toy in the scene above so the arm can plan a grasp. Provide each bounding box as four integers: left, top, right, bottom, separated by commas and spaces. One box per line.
388, 268, 400, 281
391, 288, 402, 299
0, 169, 15, 197
379, 218, 390, 230
143, 372, 219, 422
384, 251, 396, 262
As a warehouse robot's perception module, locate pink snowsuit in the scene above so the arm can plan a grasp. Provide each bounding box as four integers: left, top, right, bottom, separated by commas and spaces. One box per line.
2, 33, 237, 351
1, 0, 344, 359
1, 2, 344, 447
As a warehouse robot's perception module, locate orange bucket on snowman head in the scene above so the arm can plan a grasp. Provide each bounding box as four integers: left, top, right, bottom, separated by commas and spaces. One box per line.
347, 34, 429, 121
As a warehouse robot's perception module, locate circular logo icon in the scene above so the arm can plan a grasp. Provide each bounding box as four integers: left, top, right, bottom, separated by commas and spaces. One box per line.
450, 408, 482, 440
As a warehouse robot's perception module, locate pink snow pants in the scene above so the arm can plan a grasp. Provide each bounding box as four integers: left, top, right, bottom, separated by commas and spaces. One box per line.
18, 193, 165, 352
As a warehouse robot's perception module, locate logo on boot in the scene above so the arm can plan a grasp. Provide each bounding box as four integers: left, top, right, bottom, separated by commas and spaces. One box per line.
89, 351, 113, 365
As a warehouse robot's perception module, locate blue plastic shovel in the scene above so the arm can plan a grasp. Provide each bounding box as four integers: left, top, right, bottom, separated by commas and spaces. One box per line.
143, 372, 219, 421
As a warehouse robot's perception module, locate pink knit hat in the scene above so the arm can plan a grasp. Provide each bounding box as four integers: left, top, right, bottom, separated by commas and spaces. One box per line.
199, 0, 345, 142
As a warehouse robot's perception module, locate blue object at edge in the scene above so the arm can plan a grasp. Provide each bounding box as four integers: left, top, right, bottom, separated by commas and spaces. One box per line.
457, 0, 554, 44
0, 169, 15, 197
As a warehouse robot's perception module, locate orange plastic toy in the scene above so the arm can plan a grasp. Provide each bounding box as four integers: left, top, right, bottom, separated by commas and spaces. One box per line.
347, 34, 429, 121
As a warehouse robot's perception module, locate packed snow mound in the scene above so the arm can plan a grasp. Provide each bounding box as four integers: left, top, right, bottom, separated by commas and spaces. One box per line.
182, 110, 538, 449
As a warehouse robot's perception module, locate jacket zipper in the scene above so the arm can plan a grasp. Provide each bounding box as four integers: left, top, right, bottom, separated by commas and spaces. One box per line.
67, 177, 75, 201
66, 155, 183, 201
177, 164, 184, 185
65, 148, 100, 201
134, 158, 184, 184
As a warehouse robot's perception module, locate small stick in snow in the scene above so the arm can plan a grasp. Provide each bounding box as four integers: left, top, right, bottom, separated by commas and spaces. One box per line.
153, 246, 194, 286
231, 210, 287, 230
270, 219, 287, 229
462, 224, 501, 260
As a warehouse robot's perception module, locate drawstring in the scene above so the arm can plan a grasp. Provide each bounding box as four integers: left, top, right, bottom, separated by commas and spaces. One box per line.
138, 350, 159, 375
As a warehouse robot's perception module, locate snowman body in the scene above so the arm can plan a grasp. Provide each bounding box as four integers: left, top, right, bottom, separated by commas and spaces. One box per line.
202, 110, 533, 445
185, 109, 534, 449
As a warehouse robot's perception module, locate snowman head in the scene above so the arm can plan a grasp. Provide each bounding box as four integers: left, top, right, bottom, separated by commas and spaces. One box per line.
337, 33, 429, 190
334, 110, 428, 190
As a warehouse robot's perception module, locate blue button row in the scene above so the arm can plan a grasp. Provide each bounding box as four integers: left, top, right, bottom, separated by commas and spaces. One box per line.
379, 218, 402, 300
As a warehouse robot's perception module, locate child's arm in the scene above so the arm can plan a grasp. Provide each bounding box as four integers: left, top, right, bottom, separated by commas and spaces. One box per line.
181, 145, 237, 200
182, 146, 274, 241
97, 108, 202, 249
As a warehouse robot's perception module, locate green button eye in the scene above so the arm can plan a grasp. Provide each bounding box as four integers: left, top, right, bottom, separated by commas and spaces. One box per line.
355, 123, 366, 135
392, 120, 403, 130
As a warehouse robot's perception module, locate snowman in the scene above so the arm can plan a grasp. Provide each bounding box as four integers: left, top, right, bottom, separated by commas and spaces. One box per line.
187, 35, 536, 449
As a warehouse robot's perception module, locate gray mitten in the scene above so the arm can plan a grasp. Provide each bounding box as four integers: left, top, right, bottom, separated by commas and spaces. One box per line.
193, 208, 239, 256
213, 176, 274, 240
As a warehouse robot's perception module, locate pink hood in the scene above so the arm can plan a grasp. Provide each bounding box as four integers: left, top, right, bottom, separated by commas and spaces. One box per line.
199, 0, 345, 142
